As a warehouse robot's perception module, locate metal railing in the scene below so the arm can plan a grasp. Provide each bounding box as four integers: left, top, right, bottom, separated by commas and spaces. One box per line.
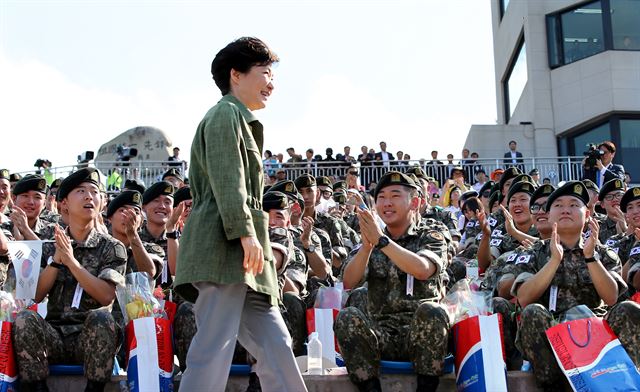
15, 156, 585, 189
269, 157, 586, 187
17, 161, 188, 190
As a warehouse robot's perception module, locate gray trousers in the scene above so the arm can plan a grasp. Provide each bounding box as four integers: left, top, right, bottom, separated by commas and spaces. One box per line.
179, 282, 307, 392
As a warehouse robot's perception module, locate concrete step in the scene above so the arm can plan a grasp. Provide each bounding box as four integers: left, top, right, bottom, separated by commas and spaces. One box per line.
46, 371, 543, 391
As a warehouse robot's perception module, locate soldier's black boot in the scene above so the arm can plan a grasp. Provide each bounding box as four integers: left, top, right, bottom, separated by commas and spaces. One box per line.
20, 380, 49, 392
246, 372, 262, 392
355, 377, 382, 392
416, 374, 440, 392
84, 380, 106, 392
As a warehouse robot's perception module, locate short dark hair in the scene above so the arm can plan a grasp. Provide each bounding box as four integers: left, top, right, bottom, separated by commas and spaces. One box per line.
509, 140, 517, 145
211, 37, 279, 95
173, 147, 180, 151
306, 148, 314, 154
598, 141, 616, 154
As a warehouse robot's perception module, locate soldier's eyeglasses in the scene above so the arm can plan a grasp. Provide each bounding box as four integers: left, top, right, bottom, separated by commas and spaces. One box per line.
530, 203, 547, 213
604, 192, 624, 201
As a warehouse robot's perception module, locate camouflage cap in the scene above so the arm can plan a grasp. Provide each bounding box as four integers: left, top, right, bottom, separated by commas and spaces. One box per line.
106, 190, 142, 218
57, 168, 101, 201
621, 187, 640, 213
162, 168, 184, 182
374, 171, 419, 199
488, 191, 501, 211
9, 173, 22, 182
50, 178, 64, 190
498, 167, 522, 191
269, 180, 298, 201
142, 181, 175, 205
506, 181, 535, 202
333, 180, 347, 193
598, 178, 626, 201
123, 179, 146, 194
511, 173, 534, 187
405, 166, 428, 180
530, 184, 555, 207
546, 181, 589, 210
294, 174, 316, 190
0, 169, 9, 180
13, 175, 47, 195
316, 176, 332, 188
582, 179, 599, 193
173, 186, 192, 207
478, 181, 495, 196
263, 191, 289, 212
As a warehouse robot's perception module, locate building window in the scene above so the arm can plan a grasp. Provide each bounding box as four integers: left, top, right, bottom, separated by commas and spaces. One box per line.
611, 0, 640, 50
547, 0, 640, 68
559, 114, 640, 179
503, 37, 527, 123
571, 122, 611, 156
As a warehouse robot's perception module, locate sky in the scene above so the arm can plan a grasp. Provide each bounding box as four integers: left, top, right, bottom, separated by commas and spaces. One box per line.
0, 0, 497, 174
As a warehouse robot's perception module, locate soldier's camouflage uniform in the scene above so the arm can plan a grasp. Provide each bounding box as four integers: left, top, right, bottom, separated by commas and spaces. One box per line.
315, 211, 348, 276
13, 228, 126, 383
487, 223, 539, 260
598, 215, 620, 245
422, 206, 461, 240
334, 222, 450, 383
511, 239, 635, 387
344, 212, 359, 233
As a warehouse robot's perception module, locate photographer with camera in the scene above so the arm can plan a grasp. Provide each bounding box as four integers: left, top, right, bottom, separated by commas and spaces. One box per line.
582, 141, 625, 188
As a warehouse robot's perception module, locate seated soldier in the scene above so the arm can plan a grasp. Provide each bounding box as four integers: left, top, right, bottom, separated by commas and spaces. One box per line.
13, 168, 127, 392
0, 169, 12, 222
619, 187, 640, 294
335, 171, 450, 392
597, 178, 627, 244
512, 181, 640, 390
9, 175, 55, 241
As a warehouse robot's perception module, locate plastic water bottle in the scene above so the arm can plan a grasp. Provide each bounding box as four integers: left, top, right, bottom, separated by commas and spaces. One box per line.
307, 332, 323, 375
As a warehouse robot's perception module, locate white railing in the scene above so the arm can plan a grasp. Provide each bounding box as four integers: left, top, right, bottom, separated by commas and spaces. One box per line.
16, 157, 584, 188
16, 161, 187, 189
267, 157, 586, 186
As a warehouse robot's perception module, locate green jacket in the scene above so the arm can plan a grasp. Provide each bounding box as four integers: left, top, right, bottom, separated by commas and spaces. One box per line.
174, 95, 277, 305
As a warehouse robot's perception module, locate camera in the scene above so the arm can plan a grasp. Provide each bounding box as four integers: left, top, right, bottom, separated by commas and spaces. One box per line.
583, 143, 604, 170
116, 144, 138, 162
34, 159, 52, 168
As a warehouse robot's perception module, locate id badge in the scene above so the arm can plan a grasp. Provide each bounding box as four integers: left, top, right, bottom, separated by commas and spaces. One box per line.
549, 285, 558, 312
406, 275, 414, 296
161, 258, 168, 284
72, 283, 83, 309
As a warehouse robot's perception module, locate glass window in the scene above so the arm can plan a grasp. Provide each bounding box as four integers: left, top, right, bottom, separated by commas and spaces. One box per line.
561, 1, 605, 64
620, 119, 640, 178
505, 40, 527, 122
571, 122, 611, 155
501, 0, 510, 17
611, 0, 640, 50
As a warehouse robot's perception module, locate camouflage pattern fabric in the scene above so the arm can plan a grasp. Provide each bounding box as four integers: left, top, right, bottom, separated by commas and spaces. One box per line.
605, 301, 640, 366
510, 239, 625, 317
282, 292, 307, 356
491, 297, 521, 370
13, 309, 120, 383
174, 302, 196, 372
598, 216, 619, 245
422, 206, 460, 240
334, 302, 449, 383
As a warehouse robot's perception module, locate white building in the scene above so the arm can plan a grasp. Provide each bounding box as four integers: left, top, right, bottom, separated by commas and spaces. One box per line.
465, 0, 640, 178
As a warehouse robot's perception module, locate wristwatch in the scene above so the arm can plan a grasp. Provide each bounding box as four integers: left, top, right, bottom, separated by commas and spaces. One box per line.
303, 244, 316, 253
375, 235, 390, 250
166, 231, 179, 240
585, 254, 599, 263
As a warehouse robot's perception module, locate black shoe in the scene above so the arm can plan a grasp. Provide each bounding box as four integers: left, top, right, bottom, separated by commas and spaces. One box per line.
356, 377, 382, 392
85, 380, 106, 392
416, 374, 440, 392
246, 372, 262, 392
20, 380, 49, 392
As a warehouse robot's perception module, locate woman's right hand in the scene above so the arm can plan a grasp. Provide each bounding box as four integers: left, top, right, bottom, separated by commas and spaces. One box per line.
241, 236, 264, 276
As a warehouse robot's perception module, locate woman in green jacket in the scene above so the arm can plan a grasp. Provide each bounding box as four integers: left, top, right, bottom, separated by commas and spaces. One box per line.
174, 37, 306, 392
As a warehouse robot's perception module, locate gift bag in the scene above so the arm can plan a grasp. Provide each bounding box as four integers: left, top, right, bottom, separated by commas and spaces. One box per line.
453, 314, 508, 392
546, 317, 640, 391
125, 317, 173, 392
0, 292, 18, 392
306, 308, 340, 365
